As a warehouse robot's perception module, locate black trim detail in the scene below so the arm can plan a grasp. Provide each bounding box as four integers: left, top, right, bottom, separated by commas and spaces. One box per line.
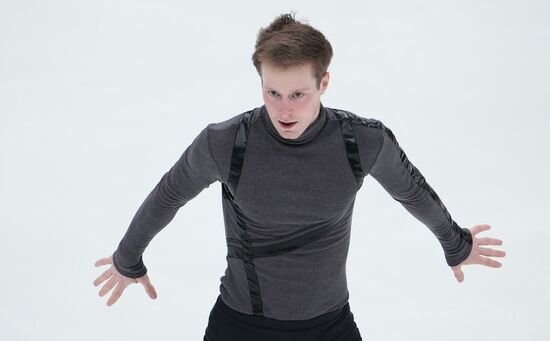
331, 109, 366, 189
232, 199, 264, 314
225, 109, 254, 199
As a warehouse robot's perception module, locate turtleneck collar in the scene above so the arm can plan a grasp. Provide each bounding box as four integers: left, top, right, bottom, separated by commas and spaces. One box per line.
260, 102, 328, 145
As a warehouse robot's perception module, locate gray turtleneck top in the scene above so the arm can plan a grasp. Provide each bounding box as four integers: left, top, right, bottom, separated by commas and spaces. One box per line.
112, 103, 472, 320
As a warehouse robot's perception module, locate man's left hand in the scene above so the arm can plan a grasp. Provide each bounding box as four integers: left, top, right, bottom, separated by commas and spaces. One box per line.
451, 224, 506, 283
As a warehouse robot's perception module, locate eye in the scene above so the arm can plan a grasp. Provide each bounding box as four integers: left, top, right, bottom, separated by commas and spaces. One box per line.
292, 92, 304, 98
268, 90, 279, 97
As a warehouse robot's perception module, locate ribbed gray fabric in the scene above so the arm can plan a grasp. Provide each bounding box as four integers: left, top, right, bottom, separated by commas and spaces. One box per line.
112, 102, 472, 320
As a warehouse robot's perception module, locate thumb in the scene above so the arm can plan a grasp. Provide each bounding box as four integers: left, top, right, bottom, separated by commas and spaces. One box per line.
452, 266, 465, 283
137, 276, 158, 299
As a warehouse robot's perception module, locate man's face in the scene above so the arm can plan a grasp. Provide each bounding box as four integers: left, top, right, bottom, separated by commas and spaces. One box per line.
261, 61, 329, 140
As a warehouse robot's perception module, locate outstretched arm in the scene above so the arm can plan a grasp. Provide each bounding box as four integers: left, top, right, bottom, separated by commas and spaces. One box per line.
367, 121, 505, 281
93, 124, 221, 305
112, 124, 221, 278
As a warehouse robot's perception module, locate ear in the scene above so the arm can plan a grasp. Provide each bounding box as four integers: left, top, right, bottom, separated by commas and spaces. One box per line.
320, 72, 330, 94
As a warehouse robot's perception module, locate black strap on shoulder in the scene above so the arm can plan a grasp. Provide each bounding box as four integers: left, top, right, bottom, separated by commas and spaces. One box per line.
331, 108, 366, 188
223, 108, 255, 200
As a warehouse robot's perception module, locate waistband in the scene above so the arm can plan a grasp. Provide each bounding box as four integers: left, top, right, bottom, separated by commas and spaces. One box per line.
213, 295, 351, 331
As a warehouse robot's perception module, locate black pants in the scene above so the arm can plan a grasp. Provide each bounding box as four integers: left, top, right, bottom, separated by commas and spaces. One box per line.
203, 295, 363, 341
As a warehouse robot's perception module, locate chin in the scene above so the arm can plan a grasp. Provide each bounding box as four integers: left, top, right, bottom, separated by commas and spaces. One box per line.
280, 129, 302, 139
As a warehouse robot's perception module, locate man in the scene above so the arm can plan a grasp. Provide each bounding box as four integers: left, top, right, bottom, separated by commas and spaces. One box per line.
93, 12, 506, 340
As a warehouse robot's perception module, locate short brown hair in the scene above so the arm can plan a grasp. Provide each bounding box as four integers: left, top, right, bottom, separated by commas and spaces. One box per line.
251, 11, 333, 90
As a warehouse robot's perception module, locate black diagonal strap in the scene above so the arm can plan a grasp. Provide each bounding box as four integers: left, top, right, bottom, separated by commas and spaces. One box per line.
226, 204, 353, 260
222, 108, 264, 315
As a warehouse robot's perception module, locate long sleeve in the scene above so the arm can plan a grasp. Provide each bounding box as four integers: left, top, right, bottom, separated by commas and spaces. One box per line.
367, 122, 472, 267
112, 123, 222, 278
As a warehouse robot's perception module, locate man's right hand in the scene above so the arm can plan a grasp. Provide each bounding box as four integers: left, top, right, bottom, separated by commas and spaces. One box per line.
93, 255, 158, 306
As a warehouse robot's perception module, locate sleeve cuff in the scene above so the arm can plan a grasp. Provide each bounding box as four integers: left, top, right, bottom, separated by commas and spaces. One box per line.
112, 250, 148, 278
443, 224, 473, 267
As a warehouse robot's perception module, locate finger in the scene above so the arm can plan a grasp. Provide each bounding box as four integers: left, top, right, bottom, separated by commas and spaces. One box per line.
477, 256, 502, 268
470, 224, 491, 235
99, 277, 117, 297
141, 280, 158, 299
476, 237, 503, 246
453, 268, 464, 283
93, 268, 113, 287
95, 257, 112, 267
107, 282, 125, 307
478, 246, 506, 258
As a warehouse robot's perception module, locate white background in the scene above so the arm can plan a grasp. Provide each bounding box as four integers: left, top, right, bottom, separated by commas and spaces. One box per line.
1, 0, 548, 340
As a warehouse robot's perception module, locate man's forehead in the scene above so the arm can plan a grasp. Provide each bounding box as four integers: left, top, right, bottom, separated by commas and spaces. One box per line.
261, 75, 314, 91
260, 62, 316, 91
262, 83, 311, 91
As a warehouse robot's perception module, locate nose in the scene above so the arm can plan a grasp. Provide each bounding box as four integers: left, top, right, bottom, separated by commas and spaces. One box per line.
277, 98, 294, 118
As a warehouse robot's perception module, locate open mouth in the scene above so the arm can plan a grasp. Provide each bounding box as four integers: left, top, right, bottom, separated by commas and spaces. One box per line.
278, 120, 297, 129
